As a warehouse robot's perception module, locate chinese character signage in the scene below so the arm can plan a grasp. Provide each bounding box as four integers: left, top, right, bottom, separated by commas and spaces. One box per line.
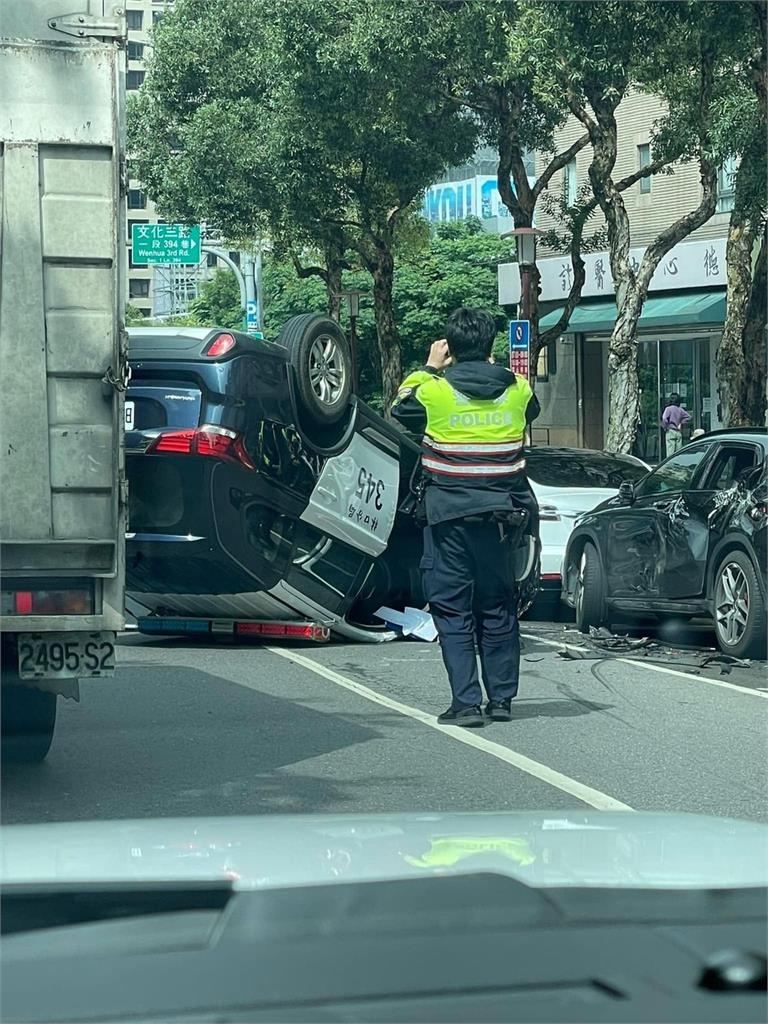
131, 223, 201, 265
498, 237, 727, 305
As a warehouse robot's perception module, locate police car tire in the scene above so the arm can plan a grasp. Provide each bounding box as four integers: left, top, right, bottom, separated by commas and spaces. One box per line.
575, 542, 606, 633
280, 314, 353, 426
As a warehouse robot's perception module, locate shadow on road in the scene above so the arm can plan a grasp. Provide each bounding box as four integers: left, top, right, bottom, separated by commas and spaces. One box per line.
1, 664, 389, 825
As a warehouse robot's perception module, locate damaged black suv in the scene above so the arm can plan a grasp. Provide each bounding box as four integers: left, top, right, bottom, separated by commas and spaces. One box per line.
562, 429, 768, 659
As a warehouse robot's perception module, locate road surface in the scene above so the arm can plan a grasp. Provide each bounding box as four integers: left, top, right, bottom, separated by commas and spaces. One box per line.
3, 620, 766, 825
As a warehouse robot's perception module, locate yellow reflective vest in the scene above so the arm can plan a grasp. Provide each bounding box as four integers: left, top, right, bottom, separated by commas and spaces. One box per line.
396, 369, 532, 483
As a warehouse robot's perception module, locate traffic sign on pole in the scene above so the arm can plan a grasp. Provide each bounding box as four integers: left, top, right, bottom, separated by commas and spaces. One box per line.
508, 319, 530, 377
131, 224, 201, 265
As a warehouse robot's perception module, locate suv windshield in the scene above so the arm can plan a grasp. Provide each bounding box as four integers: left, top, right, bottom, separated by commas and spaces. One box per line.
526, 450, 648, 489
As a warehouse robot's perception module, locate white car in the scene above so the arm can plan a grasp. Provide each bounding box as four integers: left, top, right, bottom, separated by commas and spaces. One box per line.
524, 447, 650, 605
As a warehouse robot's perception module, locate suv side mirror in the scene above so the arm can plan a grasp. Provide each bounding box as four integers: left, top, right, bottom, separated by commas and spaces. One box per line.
618, 481, 635, 503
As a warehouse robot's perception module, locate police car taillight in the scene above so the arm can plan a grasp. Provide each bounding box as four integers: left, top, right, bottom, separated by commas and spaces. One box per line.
149, 425, 254, 469
205, 333, 236, 358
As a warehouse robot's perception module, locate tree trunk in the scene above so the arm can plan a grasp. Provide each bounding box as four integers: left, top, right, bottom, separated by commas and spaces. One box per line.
371, 247, 402, 414
326, 262, 342, 321
605, 296, 643, 452
743, 222, 767, 426
323, 236, 345, 321
716, 208, 757, 426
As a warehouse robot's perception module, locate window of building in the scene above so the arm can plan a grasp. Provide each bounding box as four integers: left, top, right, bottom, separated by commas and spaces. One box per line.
137, 308, 152, 319
206, 252, 218, 268
127, 218, 150, 238
638, 143, 652, 194
228, 251, 241, 265
152, 10, 164, 24
127, 189, 146, 210
127, 41, 145, 60
535, 340, 558, 382
564, 159, 577, 207
129, 278, 150, 299
127, 69, 146, 91
717, 155, 738, 214
126, 9, 143, 30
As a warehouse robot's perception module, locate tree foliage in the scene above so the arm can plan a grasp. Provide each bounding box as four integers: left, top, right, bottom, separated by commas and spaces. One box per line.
128, 0, 480, 410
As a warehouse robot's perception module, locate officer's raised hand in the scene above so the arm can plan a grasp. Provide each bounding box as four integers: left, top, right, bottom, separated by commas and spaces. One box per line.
426, 338, 452, 371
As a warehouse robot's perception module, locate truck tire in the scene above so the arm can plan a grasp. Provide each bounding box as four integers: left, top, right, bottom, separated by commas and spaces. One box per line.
575, 542, 606, 633
280, 314, 353, 426
712, 549, 767, 660
2, 685, 57, 764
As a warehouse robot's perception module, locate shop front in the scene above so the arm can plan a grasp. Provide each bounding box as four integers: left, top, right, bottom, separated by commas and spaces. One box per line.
539, 291, 725, 461
498, 236, 728, 459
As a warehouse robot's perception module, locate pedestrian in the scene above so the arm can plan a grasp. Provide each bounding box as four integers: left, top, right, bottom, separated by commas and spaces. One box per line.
391, 308, 540, 727
660, 393, 692, 456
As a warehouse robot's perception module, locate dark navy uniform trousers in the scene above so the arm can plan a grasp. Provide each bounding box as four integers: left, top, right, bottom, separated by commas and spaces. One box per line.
420, 516, 520, 709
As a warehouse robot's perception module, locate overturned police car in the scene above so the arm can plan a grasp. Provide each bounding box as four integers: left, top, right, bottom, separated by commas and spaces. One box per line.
125, 316, 540, 642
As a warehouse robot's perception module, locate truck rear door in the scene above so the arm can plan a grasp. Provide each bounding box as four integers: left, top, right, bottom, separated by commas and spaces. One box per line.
0, 1, 126, 633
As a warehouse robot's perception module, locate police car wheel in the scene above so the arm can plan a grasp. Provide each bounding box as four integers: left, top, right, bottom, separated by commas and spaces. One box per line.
575, 542, 606, 633
280, 314, 353, 426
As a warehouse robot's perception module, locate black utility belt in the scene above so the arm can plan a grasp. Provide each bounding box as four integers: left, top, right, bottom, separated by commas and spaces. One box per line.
461, 510, 528, 527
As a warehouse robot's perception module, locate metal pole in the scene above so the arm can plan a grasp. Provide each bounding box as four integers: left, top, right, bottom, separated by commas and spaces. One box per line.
200, 245, 247, 318
349, 314, 358, 393
254, 247, 264, 331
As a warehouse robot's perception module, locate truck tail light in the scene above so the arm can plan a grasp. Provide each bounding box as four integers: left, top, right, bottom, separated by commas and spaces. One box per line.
149, 425, 254, 469
4, 588, 95, 616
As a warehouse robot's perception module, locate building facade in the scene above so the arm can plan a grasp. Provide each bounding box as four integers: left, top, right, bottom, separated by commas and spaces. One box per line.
498, 92, 736, 459
126, 0, 175, 318
424, 147, 536, 235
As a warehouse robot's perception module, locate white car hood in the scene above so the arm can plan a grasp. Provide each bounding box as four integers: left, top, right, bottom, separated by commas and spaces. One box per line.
3, 811, 767, 891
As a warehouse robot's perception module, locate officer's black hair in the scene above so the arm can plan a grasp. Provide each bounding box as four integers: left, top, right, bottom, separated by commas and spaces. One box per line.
445, 307, 497, 362
668, 392, 681, 405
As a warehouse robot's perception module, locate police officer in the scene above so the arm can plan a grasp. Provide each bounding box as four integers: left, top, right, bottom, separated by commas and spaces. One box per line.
391, 308, 539, 727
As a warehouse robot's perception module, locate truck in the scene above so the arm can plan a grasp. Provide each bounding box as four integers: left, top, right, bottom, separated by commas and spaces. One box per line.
0, 1, 127, 761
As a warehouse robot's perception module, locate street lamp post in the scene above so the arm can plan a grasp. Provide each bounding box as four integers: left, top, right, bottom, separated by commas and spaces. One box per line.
340, 288, 366, 394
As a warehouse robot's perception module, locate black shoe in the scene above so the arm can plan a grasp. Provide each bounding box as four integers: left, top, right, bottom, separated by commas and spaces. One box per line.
486, 699, 513, 721
437, 705, 484, 727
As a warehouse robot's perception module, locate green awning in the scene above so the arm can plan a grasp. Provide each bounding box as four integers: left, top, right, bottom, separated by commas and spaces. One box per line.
539, 290, 726, 334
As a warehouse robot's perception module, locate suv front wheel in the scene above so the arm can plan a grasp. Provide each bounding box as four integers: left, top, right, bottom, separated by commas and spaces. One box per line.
575, 542, 607, 633
712, 550, 766, 659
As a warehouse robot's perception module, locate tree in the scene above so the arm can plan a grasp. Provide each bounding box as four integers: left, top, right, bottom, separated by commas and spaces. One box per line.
533, 1, 727, 452
188, 268, 243, 330
125, 304, 147, 326
259, 220, 514, 409
128, 0, 480, 411
714, 0, 767, 427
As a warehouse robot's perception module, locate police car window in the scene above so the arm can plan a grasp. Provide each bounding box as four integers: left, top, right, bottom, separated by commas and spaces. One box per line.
525, 451, 648, 489
701, 446, 758, 491
635, 443, 713, 497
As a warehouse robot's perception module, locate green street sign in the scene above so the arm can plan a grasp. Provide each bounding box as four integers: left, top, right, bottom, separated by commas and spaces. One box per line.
131, 223, 201, 265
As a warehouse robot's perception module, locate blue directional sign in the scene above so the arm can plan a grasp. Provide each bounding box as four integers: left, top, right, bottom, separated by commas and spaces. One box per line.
509, 319, 530, 351
246, 300, 258, 335
508, 319, 530, 377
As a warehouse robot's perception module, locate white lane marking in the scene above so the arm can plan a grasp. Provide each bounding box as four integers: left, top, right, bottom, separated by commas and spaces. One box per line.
267, 646, 632, 812
521, 633, 768, 700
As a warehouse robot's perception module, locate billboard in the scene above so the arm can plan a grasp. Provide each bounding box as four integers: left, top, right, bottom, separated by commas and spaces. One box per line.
423, 175, 513, 225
